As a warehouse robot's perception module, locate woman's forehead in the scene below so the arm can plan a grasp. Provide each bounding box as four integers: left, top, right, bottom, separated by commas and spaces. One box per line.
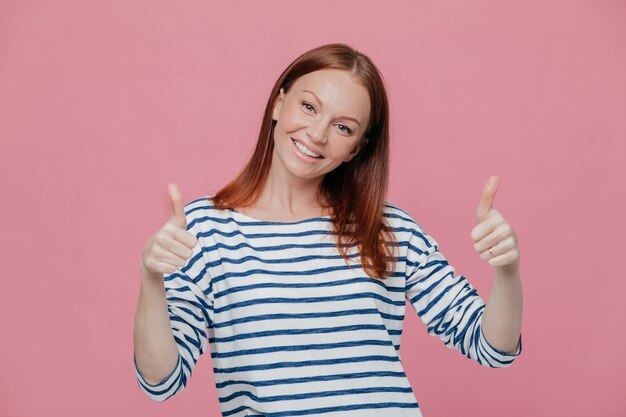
289, 69, 370, 117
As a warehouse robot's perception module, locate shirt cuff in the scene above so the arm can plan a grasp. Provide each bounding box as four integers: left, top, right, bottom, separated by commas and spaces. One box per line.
478, 325, 522, 367
134, 352, 182, 394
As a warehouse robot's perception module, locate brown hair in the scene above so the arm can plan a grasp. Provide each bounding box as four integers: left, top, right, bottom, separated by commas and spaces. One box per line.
212, 43, 397, 279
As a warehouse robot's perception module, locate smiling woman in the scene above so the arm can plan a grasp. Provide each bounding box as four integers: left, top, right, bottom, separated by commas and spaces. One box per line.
133, 43, 523, 417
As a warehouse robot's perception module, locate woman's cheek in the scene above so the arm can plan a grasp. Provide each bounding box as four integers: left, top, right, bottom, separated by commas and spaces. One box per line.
292, 110, 309, 127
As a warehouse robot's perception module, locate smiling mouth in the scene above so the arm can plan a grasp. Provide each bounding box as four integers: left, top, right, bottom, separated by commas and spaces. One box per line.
291, 138, 324, 159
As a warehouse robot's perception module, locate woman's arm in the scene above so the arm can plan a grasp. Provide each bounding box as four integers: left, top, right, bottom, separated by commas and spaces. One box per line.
471, 176, 523, 354
132, 184, 212, 402
133, 265, 180, 385
481, 263, 523, 354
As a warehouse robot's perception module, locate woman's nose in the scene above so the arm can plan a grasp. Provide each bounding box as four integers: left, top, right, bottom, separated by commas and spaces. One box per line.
307, 119, 328, 144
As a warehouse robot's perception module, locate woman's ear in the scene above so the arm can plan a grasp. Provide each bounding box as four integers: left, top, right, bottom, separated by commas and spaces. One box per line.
272, 88, 285, 122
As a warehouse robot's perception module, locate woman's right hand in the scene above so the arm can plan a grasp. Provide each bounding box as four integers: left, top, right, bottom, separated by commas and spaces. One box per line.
140, 183, 199, 278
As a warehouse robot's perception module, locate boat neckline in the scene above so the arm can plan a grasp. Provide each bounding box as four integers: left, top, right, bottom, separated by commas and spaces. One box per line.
228, 207, 331, 225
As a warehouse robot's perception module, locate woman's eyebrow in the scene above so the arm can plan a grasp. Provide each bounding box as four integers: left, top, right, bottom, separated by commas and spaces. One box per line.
302, 89, 361, 126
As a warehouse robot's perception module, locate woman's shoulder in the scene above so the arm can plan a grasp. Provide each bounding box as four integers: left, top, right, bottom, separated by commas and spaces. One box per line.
382, 201, 438, 250
182, 194, 233, 230
182, 194, 214, 216
382, 201, 426, 232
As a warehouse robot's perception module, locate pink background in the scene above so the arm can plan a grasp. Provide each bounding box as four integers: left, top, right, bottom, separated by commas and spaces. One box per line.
1, 1, 625, 416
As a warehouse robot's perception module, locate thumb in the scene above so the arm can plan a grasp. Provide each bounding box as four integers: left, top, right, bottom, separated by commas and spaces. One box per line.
168, 183, 187, 228
476, 175, 500, 222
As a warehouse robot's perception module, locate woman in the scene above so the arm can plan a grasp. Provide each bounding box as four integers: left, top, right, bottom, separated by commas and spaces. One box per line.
133, 43, 523, 416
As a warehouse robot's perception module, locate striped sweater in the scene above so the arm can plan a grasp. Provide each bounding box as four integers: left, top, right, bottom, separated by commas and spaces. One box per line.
134, 195, 522, 416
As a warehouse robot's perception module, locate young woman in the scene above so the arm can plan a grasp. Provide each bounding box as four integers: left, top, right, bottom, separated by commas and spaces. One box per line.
133, 43, 523, 416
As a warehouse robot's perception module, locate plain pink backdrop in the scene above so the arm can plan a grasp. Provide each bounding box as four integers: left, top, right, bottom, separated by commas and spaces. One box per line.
1, 1, 625, 416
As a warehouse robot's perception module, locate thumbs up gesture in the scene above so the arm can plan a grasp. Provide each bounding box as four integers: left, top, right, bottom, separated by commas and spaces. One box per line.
470, 176, 519, 269
140, 183, 199, 277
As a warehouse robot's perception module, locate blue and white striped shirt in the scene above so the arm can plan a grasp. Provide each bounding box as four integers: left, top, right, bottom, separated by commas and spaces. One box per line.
134, 196, 522, 416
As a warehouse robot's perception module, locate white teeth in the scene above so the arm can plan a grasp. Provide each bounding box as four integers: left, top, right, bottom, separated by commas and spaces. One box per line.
293, 140, 321, 158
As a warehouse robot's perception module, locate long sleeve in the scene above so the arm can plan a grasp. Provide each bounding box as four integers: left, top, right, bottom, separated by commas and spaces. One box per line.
134, 208, 215, 401
404, 226, 522, 368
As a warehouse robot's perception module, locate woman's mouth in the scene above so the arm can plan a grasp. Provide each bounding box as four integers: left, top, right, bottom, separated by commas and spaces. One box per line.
291, 138, 323, 159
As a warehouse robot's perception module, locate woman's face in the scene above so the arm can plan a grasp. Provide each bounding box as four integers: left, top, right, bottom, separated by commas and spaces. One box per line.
271, 69, 371, 183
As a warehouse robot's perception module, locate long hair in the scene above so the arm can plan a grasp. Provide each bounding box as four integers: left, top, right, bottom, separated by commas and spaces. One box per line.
212, 43, 397, 279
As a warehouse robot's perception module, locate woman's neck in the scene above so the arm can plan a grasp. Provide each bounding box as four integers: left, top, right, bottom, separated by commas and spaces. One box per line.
243, 159, 329, 219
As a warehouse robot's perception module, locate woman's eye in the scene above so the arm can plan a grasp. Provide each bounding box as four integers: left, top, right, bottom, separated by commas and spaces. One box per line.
302, 102, 315, 112
336, 124, 352, 135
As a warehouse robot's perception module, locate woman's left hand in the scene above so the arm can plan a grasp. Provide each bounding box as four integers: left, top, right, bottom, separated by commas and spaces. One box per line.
470, 176, 520, 270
